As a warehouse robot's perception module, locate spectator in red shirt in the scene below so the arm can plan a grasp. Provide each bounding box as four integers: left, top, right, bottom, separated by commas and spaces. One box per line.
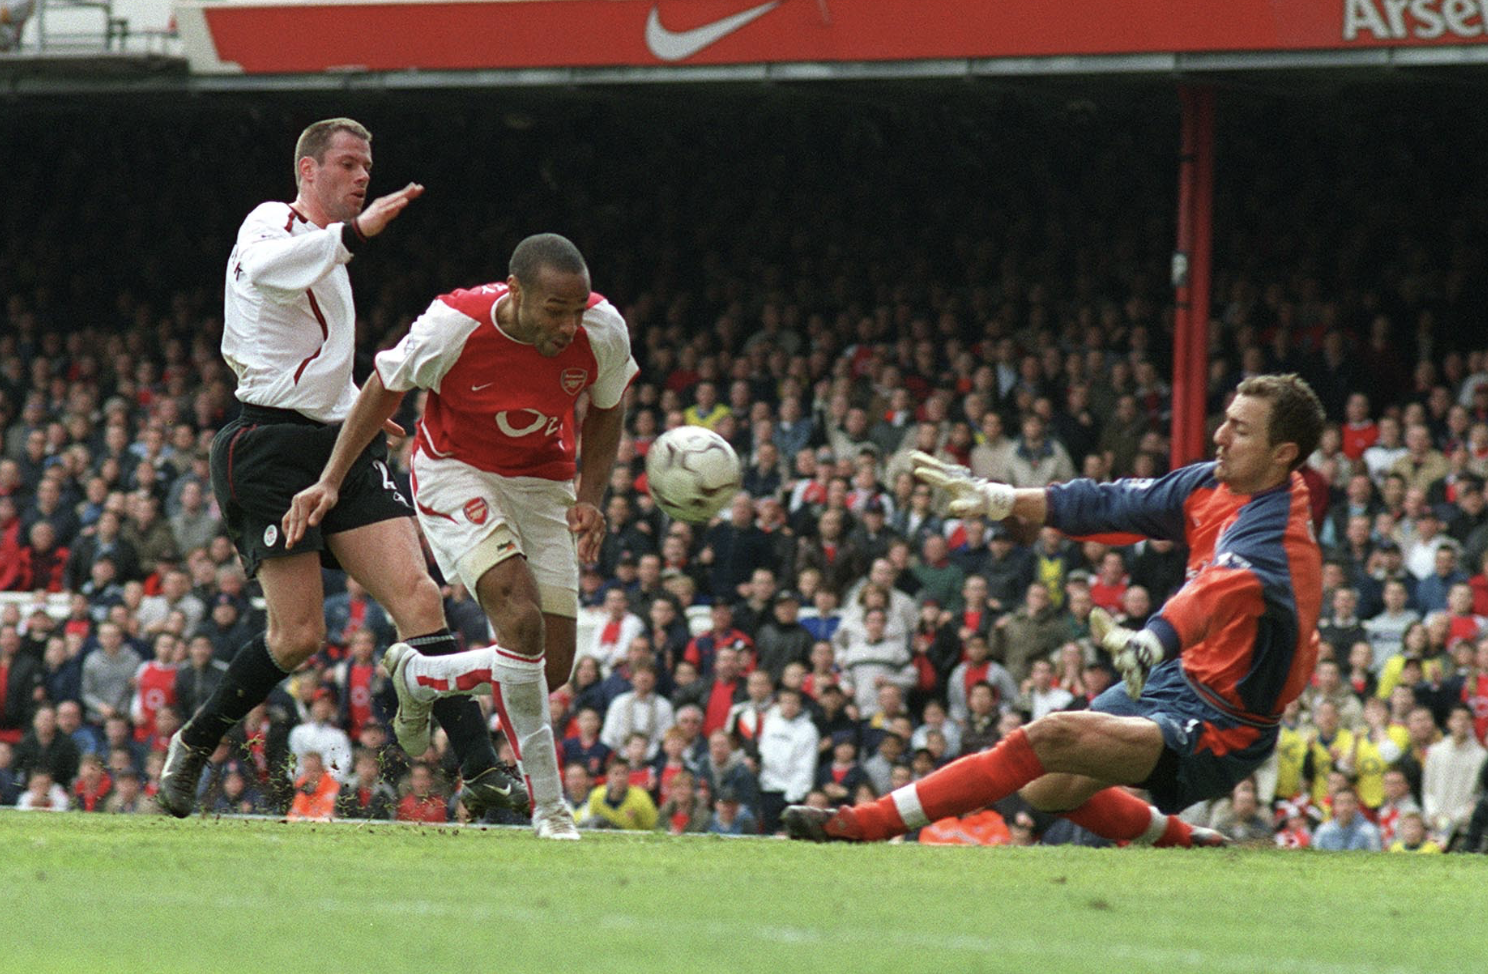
395, 761, 448, 823
1088, 550, 1130, 613
18, 521, 69, 593
1340, 393, 1379, 461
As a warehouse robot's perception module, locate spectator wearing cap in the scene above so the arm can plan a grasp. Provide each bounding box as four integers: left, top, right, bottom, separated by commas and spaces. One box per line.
980, 523, 1033, 616
846, 495, 896, 565
196, 592, 253, 663
755, 590, 813, 684
286, 687, 352, 783
705, 784, 758, 835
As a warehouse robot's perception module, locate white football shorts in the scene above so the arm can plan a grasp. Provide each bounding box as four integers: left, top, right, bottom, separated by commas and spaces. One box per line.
410, 449, 579, 618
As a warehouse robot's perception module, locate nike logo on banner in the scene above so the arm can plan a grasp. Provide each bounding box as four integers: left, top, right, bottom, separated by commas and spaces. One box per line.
645, 1, 781, 62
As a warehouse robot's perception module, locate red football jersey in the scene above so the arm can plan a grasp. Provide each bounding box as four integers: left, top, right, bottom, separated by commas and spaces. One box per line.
132, 661, 178, 742
376, 283, 637, 480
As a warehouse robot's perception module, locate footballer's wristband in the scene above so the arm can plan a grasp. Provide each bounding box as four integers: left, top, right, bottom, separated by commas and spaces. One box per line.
341, 217, 367, 252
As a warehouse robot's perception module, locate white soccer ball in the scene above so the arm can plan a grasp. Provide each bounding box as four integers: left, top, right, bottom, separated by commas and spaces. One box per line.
645, 426, 743, 523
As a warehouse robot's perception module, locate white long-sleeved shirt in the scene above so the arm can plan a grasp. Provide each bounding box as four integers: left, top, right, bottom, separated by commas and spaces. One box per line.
222, 202, 359, 423
757, 706, 820, 802
600, 689, 675, 760
1422, 735, 1486, 833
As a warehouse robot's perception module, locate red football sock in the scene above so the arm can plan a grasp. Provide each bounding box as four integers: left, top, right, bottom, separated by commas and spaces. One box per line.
1154, 814, 1195, 848
851, 728, 1046, 841
1060, 787, 1163, 843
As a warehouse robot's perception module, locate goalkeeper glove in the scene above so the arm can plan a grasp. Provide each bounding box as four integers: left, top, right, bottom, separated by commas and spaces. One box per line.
1089, 607, 1164, 699
910, 451, 1015, 519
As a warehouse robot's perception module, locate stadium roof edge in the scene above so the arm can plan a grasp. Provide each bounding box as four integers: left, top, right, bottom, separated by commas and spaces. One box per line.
4, 44, 1488, 97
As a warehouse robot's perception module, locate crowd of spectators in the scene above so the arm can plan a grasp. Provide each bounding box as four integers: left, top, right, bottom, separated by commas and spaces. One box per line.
2, 86, 1487, 850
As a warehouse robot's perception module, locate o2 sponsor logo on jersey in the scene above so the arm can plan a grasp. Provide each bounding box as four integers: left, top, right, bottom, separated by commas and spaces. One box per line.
496, 409, 562, 439
464, 497, 489, 525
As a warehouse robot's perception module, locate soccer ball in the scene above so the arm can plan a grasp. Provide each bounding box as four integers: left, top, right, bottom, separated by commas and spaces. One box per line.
645, 426, 742, 523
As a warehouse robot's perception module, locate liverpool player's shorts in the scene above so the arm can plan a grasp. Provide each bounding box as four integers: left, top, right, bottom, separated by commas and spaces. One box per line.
209, 405, 414, 577
1089, 659, 1277, 813
409, 449, 579, 618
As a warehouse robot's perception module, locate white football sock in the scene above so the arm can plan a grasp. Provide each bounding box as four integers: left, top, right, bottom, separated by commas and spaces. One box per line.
488, 651, 562, 812
401, 646, 498, 702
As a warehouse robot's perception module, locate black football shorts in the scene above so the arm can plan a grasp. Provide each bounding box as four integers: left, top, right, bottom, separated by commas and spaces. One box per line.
209, 404, 414, 577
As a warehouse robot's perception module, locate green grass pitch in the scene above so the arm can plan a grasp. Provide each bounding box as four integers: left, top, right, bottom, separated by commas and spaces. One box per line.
2, 812, 1485, 974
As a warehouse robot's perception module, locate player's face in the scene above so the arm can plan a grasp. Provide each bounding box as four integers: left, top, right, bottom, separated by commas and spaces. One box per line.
307, 131, 372, 224
512, 267, 590, 358
1212, 394, 1291, 494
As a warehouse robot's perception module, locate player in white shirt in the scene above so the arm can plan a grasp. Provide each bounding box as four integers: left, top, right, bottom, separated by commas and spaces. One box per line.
283, 232, 636, 839
160, 118, 524, 822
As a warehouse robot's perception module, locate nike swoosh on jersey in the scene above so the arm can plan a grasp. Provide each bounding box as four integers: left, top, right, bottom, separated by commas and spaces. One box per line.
644, 1, 781, 62
472, 382, 495, 391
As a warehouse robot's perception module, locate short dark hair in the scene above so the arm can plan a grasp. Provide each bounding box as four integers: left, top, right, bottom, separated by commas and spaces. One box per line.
1235, 373, 1325, 471
293, 117, 371, 186
509, 233, 588, 287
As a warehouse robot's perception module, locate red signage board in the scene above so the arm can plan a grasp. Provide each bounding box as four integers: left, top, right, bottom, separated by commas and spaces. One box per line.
176, 0, 1488, 74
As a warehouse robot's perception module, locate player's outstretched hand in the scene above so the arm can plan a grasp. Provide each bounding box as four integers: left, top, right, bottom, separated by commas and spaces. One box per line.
282, 480, 340, 550
568, 501, 605, 565
356, 182, 425, 238
1089, 607, 1162, 699
910, 451, 1015, 519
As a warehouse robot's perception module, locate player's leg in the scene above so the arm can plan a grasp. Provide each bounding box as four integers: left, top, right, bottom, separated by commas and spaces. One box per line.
540, 613, 577, 692
388, 554, 572, 836
1021, 774, 1221, 848
787, 710, 1164, 842
162, 552, 325, 816
325, 469, 512, 799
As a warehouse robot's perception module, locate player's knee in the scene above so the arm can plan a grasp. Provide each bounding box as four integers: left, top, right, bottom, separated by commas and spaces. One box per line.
501, 600, 545, 655
267, 617, 325, 665
1025, 711, 1090, 759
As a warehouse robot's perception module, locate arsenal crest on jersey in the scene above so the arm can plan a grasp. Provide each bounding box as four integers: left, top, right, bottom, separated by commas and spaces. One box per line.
464, 497, 489, 525
560, 368, 588, 396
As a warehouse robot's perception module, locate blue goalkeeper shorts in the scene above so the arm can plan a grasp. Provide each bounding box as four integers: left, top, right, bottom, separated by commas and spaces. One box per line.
1089, 659, 1277, 813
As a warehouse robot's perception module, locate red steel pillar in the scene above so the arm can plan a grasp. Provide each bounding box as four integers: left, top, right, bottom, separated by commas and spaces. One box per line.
1170, 84, 1215, 470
